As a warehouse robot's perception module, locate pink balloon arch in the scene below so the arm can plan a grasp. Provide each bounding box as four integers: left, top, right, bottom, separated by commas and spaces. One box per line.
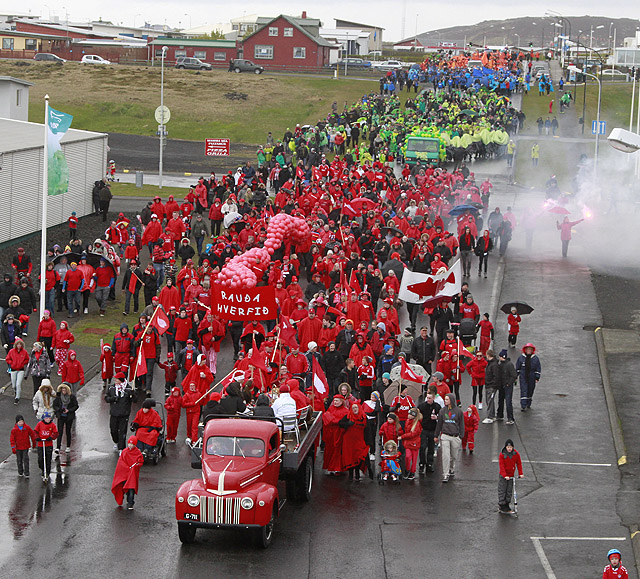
217, 213, 311, 289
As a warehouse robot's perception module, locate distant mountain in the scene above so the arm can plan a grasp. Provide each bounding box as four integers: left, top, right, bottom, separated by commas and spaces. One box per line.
398, 16, 640, 49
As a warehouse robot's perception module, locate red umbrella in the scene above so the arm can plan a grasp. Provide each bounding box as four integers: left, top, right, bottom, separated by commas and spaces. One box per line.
546, 206, 570, 215
350, 197, 378, 213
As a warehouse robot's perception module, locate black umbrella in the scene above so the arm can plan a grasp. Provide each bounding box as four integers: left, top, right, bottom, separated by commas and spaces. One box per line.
448, 204, 481, 217
381, 226, 404, 238
500, 301, 534, 315
53, 252, 117, 277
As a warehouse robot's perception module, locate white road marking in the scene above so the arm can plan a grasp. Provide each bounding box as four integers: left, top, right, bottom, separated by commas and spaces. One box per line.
531, 537, 558, 579
492, 459, 611, 467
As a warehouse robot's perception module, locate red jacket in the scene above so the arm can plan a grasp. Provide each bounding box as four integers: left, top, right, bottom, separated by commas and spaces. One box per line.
34, 420, 59, 448
602, 564, 629, 579
10, 423, 36, 451
499, 448, 523, 478
463, 407, 479, 435
37, 318, 57, 340
61, 354, 85, 385
165, 388, 183, 416
64, 268, 84, 292
401, 420, 422, 449
6, 346, 29, 371
182, 389, 204, 415
379, 421, 403, 444
158, 359, 179, 383
466, 357, 487, 382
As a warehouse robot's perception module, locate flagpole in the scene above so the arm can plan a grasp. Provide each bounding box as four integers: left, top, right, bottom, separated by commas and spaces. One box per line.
39, 95, 50, 316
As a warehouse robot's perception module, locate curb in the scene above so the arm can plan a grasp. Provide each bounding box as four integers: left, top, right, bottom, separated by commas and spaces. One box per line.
631, 525, 640, 579
488, 256, 506, 324
593, 327, 627, 466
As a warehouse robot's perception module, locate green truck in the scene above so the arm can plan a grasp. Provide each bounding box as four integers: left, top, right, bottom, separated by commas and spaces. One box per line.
404, 136, 441, 166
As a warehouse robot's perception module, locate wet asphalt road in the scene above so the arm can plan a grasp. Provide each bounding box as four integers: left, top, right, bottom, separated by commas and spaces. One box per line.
0, 172, 636, 578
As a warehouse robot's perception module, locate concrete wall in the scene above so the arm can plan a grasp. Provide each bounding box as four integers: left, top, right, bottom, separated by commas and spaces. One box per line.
0, 82, 29, 122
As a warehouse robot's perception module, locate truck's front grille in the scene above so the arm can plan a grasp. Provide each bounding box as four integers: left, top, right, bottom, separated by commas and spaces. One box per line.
200, 496, 241, 524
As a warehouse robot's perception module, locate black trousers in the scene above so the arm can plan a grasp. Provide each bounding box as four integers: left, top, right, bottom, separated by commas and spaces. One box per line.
110, 415, 129, 450
419, 430, 435, 466
37, 446, 53, 476
57, 415, 74, 449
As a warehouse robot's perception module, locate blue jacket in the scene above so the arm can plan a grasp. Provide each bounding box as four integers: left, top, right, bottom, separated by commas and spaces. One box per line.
515, 354, 541, 385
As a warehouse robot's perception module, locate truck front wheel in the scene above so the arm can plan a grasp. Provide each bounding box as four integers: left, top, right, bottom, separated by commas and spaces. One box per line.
254, 505, 276, 548
178, 522, 196, 544
296, 456, 313, 502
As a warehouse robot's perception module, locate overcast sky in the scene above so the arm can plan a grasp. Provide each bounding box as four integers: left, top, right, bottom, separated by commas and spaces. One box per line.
15, 1, 640, 41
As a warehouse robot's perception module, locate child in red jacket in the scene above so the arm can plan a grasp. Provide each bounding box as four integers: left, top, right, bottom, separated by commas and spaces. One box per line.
462, 404, 480, 453
379, 412, 403, 444
158, 351, 179, 397
124, 239, 139, 265
34, 411, 59, 482
498, 438, 523, 513
10, 414, 36, 477
100, 343, 114, 389
466, 351, 488, 409
181, 382, 204, 444
507, 307, 521, 348
61, 350, 85, 396
164, 386, 183, 443
399, 408, 422, 479
602, 549, 628, 579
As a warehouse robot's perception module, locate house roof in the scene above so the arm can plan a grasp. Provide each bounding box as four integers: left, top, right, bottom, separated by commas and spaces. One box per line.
256, 15, 322, 28
150, 38, 236, 48
243, 14, 334, 48
14, 19, 114, 38
0, 76, 34, 87
334, 19, 385, 31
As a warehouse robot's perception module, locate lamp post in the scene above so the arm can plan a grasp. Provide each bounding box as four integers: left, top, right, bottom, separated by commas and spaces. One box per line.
159, 46, 168, 190
569, 65, 602, 176
184, 13, 192, 30
514, 33, 520, 49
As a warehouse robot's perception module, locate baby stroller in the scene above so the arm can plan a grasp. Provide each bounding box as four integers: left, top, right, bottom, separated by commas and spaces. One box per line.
459, 317, 477, 350
378, 440, 402, 485
132, 399, 167, 465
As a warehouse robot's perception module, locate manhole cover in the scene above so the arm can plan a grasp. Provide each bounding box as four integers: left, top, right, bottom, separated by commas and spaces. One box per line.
82, 327, 111, 335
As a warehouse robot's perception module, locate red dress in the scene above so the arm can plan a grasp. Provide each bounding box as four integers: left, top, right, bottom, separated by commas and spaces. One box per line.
111, 439, 144, 505
341, 408, 369, 471
322, 403, 348, 471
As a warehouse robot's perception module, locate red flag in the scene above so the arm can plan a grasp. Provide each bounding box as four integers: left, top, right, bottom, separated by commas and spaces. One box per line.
348, 270, 362, 294
342, 202, 357, 218
128, 271, 138, 294
135, 345, 147, 378
456, 338, 473, 359
340, 266, 350, 295
400, 357, 426, 384
247, 335, 269, 374
312, 357, 328, 400
150, 307, 170, 335
279, 315, 299, 349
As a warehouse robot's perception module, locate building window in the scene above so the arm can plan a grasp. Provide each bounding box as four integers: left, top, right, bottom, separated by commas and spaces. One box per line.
214, 52, 226, 61
194, 51, 206, 59
16, 89, 21, 107
268, 27, 278, 37
174, 49, 187, 57
284, 28, 293, 37
25, 38, 37, 50
254, 45, 273, 59
293, 47, 306, 59
2, 38, 14, 50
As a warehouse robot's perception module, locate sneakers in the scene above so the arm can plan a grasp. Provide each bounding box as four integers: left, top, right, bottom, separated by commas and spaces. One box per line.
24, 473, 29, 478
442, 474, 449, 483
369, 453, 376, 461
83, 308, 89, 314
407, 473, 415, 480
99, 311, 105, 317
448, 470, 455, 479
426, 464, 435, 473
66, 447, 71, 453
482, 417, 495, 424
505, 420, 515, 425
113, 444, 119, 450
496, 417, 504, 421
53, 449, 60, 456
478, 402, 483, 410
14, 398, 19, 405
419, 464, 426, 473
18, 473, 23, 477
127, 505, 134, 511
185, 438, 192, 446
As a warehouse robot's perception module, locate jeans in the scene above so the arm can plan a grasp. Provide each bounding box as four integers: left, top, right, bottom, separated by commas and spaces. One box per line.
440, 433, 461, 474
478, 253, 489, 274
45, 289, 55, 314
95, 286, 110, 311
67, 290, 81, 314
485, 387, 497, 418
195, 236, 204, 255
153, 263, 164, 287
461, 250, 472, 275
498, 384, 514, 421
16, 448, 29, 476
419, 430, 435, 466
126, 488, 136, 508
10, 370, 25, 399
124, 290, 139, 314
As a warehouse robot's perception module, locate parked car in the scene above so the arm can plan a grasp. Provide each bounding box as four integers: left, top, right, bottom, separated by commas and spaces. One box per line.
175, 56, 212, 71
333, 58, 372, 69
81, 54, 111, 65
601, 68, 626, 77
34, 53, 66, 63
372, 59, 404, 71
229, 59, 264, 74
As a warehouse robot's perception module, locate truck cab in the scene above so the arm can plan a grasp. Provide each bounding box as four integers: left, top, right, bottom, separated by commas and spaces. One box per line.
175, 412, 321, 547
404, 136, 441, 166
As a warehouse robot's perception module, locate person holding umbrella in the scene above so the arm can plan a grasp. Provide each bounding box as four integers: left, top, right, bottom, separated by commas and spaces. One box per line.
507, 307, 521, 348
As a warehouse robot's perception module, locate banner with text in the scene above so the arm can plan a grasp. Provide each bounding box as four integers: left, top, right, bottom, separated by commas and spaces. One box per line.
47, 107, 73, 196
212, 285, 277, 320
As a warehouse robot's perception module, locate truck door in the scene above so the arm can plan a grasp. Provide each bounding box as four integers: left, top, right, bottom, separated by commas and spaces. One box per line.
265, 432, 281, 484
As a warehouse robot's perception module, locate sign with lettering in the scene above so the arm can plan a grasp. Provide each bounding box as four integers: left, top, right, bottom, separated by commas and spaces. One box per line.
211, 285, 277, 320
205, 138, 230, 156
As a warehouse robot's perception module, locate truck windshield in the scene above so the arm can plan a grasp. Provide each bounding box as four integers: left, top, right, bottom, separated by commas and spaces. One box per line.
407, 139, 439, 153
206, 436, 265, 458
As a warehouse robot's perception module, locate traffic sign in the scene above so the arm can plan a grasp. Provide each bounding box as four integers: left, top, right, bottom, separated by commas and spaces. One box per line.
592, 120, 606, 135
155, 105, 171, 124
205, 138, 230, 157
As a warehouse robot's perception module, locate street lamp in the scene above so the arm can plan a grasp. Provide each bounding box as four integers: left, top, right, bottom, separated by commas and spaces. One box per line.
184, 13, 192, 30
569, 65, 602, 176
514, 33, 520, 48
159, 46, 168, 190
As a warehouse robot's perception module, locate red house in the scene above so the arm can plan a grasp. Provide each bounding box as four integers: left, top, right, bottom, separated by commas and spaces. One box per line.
241, 14, 333, 70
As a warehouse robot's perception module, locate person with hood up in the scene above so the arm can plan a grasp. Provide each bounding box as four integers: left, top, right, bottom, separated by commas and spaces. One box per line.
466, 351, 487, 408
340, 402, 372, 481
462, 404, 480, 453
182, 382, 205, 443
32, 378, 55, 420
271, 384, 297, 428
498, 438, 523, 513
0, 272, 18, 321
60, 350, 85, 396
53, 319, 75, 375
515, 343, 541, 411
105, 373, 135, 451
322, 395, 349, 474
37, 310, 56, 362
10, 414, 36, 477
164, 387, 183, 441
253, 394, 275, 421
5, 337, 29, 404
111, 436, 144, 510
349, 332, 375, 367
25, 342, 52, 396
53, 382, 78, 454
287, 378, 310, 410
399, 407, 422, 479
434, 393, 464, 483
34, 410, 58, 483
131, 399, 163, 455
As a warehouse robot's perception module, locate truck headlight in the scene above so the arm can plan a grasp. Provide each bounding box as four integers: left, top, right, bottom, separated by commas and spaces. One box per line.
187, 495, 200, 507
240, 497, 254, 510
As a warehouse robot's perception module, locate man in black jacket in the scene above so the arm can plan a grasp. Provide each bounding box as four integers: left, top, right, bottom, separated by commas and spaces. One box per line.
482, 350, 501, 424
418, 389, 440, 472
497, 349, 518, 424
104, 373, 134, 451
321, 341, 345, 396
410, 326, 435, 376
338, 358, 358, 395
0, 273, 17, 321
335, 320, 356, 359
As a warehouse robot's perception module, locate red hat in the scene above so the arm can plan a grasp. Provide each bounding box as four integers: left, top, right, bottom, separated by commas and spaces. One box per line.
167, 352, 174, 358
114, 372, 126, 381
280, 384, 290, 393
209, 392, 222, 402
186, 339, 194, 344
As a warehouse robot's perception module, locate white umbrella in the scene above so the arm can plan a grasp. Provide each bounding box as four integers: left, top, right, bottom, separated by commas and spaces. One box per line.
223, 211, 242, 229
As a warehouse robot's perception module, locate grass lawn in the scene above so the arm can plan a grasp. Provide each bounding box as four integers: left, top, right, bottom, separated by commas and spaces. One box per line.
110, 182, 187, 197
0, 60, 378, 144
70, 294, 128, 348
519, 91, 555, 135
573, 81, 636, 132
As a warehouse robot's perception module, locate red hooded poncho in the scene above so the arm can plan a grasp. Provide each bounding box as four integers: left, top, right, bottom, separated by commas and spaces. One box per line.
111, 436, 144, 505
341, 404, 369, 471
322, 397, 348, 471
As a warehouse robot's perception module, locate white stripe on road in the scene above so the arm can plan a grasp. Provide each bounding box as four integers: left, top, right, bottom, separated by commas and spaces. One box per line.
492, 459, 611, 467
531, 536, 627, 541
531, 537, 558, 579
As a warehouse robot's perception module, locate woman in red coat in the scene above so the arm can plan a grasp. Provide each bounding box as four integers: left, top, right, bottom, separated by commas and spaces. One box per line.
341, 402, 372, 480
131, 399, 163, 453
399, 407, 422, 479
111, 435, 144, 509
159, 278, 181, 312
60, 350, 84, 396
322, 395, 348, 474
181, 382, 204, 443
53, 320, 74, 376
165, 386, 183, 443
36, 311, 57, 363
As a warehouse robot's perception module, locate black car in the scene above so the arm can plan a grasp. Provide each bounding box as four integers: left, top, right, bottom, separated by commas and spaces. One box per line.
229, 59, 264, 74
175, 57, 212, 71
34, 53, 66, 63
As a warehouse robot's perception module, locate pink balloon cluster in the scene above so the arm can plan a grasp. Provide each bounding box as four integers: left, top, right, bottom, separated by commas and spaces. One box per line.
217, 214, 311, 289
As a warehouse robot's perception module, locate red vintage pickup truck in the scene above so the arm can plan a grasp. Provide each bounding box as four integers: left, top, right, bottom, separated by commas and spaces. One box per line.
175, 412, 322, 547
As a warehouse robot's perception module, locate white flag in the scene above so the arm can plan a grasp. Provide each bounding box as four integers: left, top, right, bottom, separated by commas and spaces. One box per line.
398, 259, 462, 304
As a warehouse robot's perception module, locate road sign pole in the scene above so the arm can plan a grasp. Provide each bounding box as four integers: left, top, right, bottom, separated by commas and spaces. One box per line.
159, 46, 167, 190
